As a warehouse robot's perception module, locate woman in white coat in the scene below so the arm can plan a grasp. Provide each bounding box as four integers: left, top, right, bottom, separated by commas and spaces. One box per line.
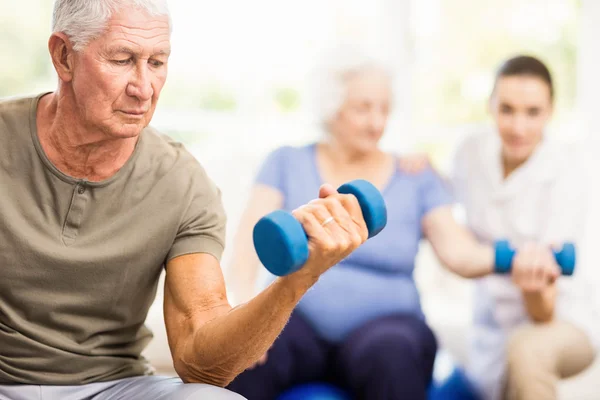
451, 55, 598, 400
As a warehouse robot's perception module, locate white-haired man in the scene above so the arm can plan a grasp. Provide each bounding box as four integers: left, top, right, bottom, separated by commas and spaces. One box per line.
0, 1, 371, 399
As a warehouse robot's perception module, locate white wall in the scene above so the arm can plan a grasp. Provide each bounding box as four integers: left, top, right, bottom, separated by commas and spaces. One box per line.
576, 0, 600, 140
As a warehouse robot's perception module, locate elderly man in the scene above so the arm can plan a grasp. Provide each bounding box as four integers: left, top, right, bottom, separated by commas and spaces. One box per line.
0, 1, 371, 399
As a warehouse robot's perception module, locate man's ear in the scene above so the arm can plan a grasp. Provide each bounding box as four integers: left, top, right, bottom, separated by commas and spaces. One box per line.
48, 32, 76, 82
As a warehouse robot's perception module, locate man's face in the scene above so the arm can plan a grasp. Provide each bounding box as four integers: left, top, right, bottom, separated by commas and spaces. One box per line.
69, 7, 171, 139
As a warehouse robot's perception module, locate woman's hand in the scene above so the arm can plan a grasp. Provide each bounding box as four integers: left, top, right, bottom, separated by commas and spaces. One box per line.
511, 242, 560, 293
511, 242, 559, 323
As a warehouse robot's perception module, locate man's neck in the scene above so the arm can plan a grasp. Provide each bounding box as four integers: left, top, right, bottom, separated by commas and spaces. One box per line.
36, 92, 138, 182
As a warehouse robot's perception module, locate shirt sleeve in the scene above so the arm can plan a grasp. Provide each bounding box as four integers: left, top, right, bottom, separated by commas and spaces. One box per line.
548, 143, 600, 339
540, 144, 588, 246
167, 161, 227, 263
254, 146, 291, 193
419, 166, 454, 219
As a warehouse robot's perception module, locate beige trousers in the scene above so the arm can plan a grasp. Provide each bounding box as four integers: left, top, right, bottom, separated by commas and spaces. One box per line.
504, 320, 596, 400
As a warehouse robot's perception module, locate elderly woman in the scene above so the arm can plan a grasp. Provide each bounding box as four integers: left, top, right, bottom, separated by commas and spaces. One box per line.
225, 48, 541, 400
451, 55, 598, 400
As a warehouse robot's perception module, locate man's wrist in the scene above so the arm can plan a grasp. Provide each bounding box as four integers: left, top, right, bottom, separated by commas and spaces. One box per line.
277, 263, 320, 300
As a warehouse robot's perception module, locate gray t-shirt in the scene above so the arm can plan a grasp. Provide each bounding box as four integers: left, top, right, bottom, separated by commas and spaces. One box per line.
0, 93, 227, 385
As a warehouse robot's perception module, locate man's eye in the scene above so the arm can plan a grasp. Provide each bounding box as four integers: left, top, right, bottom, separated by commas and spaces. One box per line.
113, 59, 131, 65
149, 59, 164, 67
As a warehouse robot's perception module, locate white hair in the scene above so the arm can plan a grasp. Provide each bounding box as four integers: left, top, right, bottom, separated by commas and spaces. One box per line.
52, 0, 171, 51
309, 45, 394, 128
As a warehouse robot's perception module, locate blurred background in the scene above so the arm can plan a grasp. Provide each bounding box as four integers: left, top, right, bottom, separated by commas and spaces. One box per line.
2, 0, 592, 157
2, 0, 599, 396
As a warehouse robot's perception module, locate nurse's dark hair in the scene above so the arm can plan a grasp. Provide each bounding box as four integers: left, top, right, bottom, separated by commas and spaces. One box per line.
493, 55, 554, 101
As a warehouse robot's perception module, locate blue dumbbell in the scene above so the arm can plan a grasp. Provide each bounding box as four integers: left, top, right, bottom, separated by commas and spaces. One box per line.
253, 179, 387, 277
494, 240, 576, 276
277, 383, 351, 400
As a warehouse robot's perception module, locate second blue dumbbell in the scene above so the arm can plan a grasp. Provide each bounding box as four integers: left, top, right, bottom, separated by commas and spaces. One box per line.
253, 179, 388, 277
494, 240, 576, 276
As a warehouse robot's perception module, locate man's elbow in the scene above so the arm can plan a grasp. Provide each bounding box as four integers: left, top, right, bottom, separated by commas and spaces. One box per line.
173, 356, 239, 388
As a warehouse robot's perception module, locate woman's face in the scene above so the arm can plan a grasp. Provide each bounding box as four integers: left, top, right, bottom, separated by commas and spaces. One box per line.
490, 75, 553, 166
328, 69, 392, 155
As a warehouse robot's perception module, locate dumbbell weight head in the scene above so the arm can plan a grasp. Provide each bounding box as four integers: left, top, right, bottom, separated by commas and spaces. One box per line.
555, 243, 576, 276
494, 240, 515, 274
337, 179, 387, 238
253, 210, 309, 277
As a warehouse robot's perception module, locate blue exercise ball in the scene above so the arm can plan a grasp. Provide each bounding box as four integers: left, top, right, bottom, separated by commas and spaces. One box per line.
428, 351, 481, 400
428, 368, 480, 400
277, 383, 351, 400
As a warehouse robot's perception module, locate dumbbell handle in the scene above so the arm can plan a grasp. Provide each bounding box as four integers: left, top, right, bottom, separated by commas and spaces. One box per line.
253, 179, 387, 277
494, 240, 576, 276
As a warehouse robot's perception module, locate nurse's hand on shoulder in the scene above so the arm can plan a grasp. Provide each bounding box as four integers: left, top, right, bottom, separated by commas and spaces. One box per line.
511, 242, 561, 293
398, 153, 430, 174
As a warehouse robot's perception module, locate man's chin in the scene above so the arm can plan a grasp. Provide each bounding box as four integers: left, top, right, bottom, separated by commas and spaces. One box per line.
107, 123, 146, 139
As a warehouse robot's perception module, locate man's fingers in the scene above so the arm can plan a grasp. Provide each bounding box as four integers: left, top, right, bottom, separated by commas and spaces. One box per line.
319, 184, 337, 199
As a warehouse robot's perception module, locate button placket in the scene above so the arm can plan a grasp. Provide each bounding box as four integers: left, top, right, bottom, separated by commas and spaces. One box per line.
62, 183, 89, 245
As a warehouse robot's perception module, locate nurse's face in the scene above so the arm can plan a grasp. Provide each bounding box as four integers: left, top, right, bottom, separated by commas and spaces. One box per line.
490, 75, 553, 167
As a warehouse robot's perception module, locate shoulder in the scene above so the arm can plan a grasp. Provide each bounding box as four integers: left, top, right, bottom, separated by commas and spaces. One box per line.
139, 126, 200, 170
0, 94, 46, 157
138, 127, 219, 198
545, 138, 588, 187
259, 142, 316, 169
0, 94, 38, 126
394, 161, 448, 193
0, 93, 38, 110
454, 130, 492, 159
450, 129, 499, 184
265, 143, 314, 160
413, 166, 448, 188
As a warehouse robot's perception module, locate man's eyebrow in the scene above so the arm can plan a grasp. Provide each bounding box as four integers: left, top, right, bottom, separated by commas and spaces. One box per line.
107, 46, 137, 56
106, 47, 171, 57
155, 48, 171, 56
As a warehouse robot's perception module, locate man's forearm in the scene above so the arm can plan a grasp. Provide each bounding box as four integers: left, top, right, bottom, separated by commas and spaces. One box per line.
175, 271, 316, 386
